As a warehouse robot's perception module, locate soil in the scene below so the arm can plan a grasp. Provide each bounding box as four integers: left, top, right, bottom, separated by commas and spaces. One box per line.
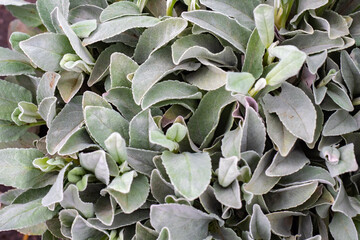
0, 1, 41, 239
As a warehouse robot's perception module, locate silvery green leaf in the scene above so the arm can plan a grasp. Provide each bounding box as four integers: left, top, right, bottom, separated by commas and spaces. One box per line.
325, 144, 358, 177
182, 10, 251, 53
350, 11, 360, 46
68, 5, 102, 24
263, 82, 317, 143
52, 8, 94, 64
0, 199, 56, 231
199, 186, 222, 216
162, 151, 211, 200
306, 51, 327, 75
126, 148, 157, 176
290, 0, 329, 25
0, 120, 29, 143
104, 87, 141, 121
106, 175, 149, 214
109, 52, 138, 89
186, 63, 227, 91
142, 80, 201, 110
253, 4, 274, 48
241, 106, 266, 155
218, 157, 240, 188
71, 216, 109, 240
69, 0, 107, 9
42, 163, 72, 210
323, 110, 359, 136
58, 127, 97, 155
0, 47, 35, 76
157, 227, 171, 240
312, 10, 349, 39
136, 222, 158, 240
221, 126, 242, 159
332, 179, 360, 218
129, 110, 160, 151
6, 4, 42, 27
150, 129, 178, 151
132, 46, 200, 105
104, 132, 127, 164
16, 101, 40, 123
36, 72, 60, 104
244, 150, 280, 195
134, 18, 188, 64
150, 169, 174, 203
61, 184, 94, 218
171, 34, 237, 67
20, 33, 74, 72
0, 80, 32, 121
59, 53, 92, 73
70, 19, 97, 38
100, 1, 141, 22
166, 123, 187, 143
79, 150, 110, 185
88, 43, 133, 87
265, 148, 309, 177
263, 110, 297, 157
0, 0, 29, 6
107, 171, 136, 194
94, 196, 116, 226
188, 86, 235, 147
0, 148, 54, 189
150, 204, 220, 240
36, 0, 70, 32
82, 91, 112, 109
199, 0, 261, 30
250, 204, 271, 240
264, 181, 318, 211
340, 50, 360, 97
213, 181, 242, 209
266, 211, 305, 237
9, 32, 30, 53
83, 16, 160, 45
329, 212, 358, 240
46, 96, 83, 155
279, 165, 335, 187
88, 209, 149, 230
266, 46, 306, 86
242, 29, 265, 79
59, 209, 78, 238
326, 83, 354, 111
282, 31, 345, 55
225, 72, 255, 94
0, 131, 38, 149
84, 106, 129, 148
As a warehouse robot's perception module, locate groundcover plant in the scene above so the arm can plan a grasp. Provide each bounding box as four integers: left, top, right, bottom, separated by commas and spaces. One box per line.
0, 0, 360, 239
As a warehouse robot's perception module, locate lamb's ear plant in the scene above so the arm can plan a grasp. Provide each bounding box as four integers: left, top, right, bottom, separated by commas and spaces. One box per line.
1, 0, 360, 239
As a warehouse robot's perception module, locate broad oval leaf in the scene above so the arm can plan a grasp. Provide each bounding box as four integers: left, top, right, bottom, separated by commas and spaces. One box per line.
161, 151, 211, 200
263, 82, 317, 143
182, 10, 251, 53
84, 106, 129, 148
20, 33, 74, 72
150, 204, 220, 240
134, 18, 188, 64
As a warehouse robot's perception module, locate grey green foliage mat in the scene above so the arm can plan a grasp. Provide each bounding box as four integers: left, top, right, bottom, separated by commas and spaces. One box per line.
0, 0, 360, 239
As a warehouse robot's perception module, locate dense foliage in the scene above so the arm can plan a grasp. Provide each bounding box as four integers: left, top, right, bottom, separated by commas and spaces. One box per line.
0, 0, 360, 239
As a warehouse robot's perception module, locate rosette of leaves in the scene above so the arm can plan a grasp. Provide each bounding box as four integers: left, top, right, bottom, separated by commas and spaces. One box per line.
0, 0, 360, 239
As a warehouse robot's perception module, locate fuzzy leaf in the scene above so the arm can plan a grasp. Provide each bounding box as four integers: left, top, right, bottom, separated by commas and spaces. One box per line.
182, 10, 251, 53
20, 33, 74, 72
161, 151, 211, 200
